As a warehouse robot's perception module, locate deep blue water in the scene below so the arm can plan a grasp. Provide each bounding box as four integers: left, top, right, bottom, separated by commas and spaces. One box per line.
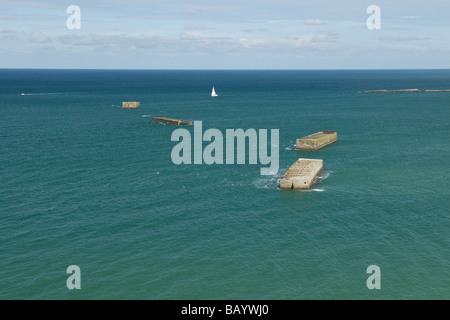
0, 69, 449, 299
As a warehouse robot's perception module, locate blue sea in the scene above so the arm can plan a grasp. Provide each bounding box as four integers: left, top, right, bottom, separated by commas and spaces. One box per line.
0, 69, 449, 299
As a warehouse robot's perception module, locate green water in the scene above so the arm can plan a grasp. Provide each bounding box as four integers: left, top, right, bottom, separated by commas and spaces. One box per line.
0, 69, 449, 299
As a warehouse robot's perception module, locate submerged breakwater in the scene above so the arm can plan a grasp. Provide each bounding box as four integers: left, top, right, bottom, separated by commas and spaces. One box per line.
360, 88, 450, 93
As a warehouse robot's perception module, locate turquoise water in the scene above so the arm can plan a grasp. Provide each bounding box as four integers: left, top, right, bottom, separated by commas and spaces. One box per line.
0, 69, 449, 299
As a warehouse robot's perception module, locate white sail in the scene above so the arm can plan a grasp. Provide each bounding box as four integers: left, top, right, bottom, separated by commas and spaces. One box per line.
211, 86, 218, 97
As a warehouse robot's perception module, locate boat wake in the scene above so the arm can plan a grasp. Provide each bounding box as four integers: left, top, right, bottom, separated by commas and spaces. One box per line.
21, 92, 65, 96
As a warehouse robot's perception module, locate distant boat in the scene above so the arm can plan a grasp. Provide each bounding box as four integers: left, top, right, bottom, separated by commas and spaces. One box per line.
211, 86, 218, 97
21, 93, 25, 96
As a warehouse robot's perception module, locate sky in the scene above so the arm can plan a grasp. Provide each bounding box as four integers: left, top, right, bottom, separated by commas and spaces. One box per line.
0, 0, 449, 69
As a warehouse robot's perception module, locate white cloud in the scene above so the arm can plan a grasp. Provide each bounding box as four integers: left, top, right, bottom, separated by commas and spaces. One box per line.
243, 28, 268, 33
304, 19, 324, 26
379, 34, 430, 42
238, 38, 271, 49
29, 30, 52, 43
179, 31, 208, 41
0, 15, 18, 21
184, 24, 212, 31
50, 29, 340, 58
181, 8, 198, 16
178, 31, 231, 42
398, 16, 422, 19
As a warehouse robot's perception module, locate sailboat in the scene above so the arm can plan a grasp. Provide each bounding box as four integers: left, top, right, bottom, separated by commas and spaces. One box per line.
211, 86, 218, 97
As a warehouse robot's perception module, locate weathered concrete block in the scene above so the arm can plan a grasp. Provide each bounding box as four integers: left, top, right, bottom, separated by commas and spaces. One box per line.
280, 158, 323, 190
152, 117, 192, 126
296, 131, 337, 151
122, 102, 140, 108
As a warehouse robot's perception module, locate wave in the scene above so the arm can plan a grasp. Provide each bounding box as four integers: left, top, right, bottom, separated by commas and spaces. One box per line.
21, 92, 65, 96
284, 141, 296, 151
141, 115, 152, 118
253, 174, 282, 190
259, 170, 332, 191
305, 188, 325, 192
320, 171, 332, 180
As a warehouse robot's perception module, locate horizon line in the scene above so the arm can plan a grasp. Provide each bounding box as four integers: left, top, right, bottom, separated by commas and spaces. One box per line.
1, 67, 450, 71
